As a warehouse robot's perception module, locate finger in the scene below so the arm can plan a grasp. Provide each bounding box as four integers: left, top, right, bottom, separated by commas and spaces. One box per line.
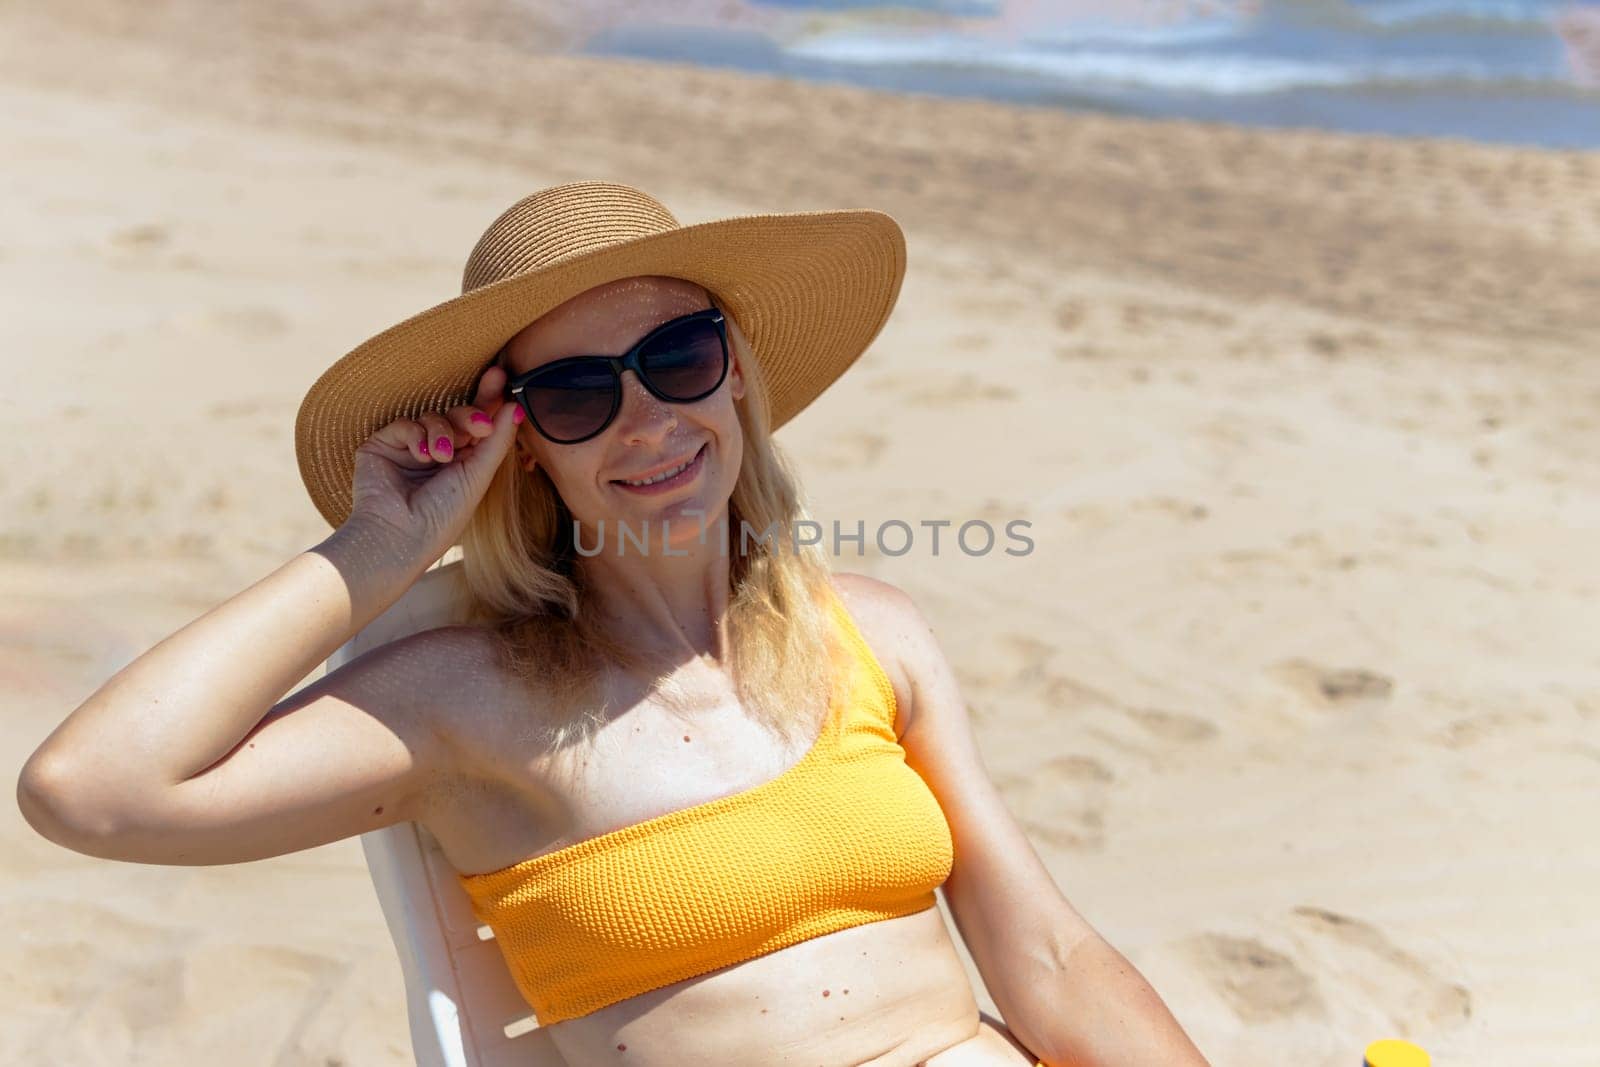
371, 417, 429, 462
474, 364, 507, 413
456, 390, 523, 484
416, 412, 458, 463
447, 403, 493, 440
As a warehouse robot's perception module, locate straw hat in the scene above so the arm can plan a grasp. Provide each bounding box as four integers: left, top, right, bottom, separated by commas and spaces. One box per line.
293, 180, 907, 531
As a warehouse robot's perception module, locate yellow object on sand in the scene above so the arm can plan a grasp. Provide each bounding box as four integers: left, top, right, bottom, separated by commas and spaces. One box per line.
1365, 1038, 1430, 1067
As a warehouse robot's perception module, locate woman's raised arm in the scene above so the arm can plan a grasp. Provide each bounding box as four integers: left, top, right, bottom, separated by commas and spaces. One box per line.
15, 525, 463, 863
15, 373, 523, 863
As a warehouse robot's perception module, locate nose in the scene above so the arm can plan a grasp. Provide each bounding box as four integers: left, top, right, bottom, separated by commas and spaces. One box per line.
612, 369, 677, 445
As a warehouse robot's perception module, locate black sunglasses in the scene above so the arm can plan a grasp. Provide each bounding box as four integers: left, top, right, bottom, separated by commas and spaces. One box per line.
501, 306, 730, 444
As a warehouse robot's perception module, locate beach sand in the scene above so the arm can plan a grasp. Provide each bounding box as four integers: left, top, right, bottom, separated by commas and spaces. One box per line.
3, 3, 1598, 1064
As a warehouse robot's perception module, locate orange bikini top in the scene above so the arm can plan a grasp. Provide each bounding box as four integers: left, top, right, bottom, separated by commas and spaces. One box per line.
454, 590, 956, 1026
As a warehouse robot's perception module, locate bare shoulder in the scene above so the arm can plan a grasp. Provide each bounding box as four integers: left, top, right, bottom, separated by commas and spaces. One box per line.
392, 622, 507, 688
828, 572, 939, 739
381, 623, 527, 762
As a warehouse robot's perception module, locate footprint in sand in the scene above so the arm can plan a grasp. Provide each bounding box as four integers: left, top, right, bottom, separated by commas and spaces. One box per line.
1269, 658, 1395, 709
105, 222, 172, 252
90, 481, 160, 515
994, 753, 1115, 852
1289, 906, 1472, 1031
1126, 495, 1211, 523
1183, 932, 1325, 1023
1305, 328, 1384, 360
951, 291, 1029, 318
869, 372, 1017, 407
5, 898, 175, 1011
956, 634, 1122, 850
1122, 706, 1219, 744
959, 633, 1122, 713
1053, 299, 1089, 333
169, 305, 290, 340
1053, 341, 1110, 361
1430, 709, 1546, 750
969, 626, 1220, 743
205, 398, 268, 419
1118, 300, 1235, 334
811, 430, 889, 470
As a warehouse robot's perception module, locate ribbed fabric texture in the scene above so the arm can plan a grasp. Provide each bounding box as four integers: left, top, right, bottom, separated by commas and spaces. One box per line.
455, 592, 955, 1026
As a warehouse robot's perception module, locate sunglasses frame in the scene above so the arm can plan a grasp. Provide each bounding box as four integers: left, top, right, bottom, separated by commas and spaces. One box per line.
501, 305, 730, 445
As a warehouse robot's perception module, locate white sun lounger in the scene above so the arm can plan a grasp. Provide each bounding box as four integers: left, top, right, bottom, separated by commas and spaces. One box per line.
327, 553, 566, 1066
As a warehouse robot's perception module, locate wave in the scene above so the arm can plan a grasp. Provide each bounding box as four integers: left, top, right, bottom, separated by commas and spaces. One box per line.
784, 32, 1568, 95
1274, 0, 1569, 31
1361, 0, 1551, 24
1017, 17, 1250, 50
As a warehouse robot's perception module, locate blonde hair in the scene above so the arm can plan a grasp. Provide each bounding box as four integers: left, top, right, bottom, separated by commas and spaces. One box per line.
457, 293, 845, 757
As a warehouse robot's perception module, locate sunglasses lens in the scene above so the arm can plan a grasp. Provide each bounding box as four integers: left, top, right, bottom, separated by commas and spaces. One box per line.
526, 362, 616, 442
514, 314, 727, 442
641, 316, 727, 401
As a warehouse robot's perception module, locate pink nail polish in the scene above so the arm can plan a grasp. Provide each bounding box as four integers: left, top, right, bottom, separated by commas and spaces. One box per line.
470, 412, 491, 426
418, 437, 430, 456
513, 406, 524, 425
435, 436, 452, 455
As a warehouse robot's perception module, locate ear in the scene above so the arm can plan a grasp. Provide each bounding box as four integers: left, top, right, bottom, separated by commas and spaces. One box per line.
515, 435, 539, 472
729, 347, 746, 402
719, 303, 749, 403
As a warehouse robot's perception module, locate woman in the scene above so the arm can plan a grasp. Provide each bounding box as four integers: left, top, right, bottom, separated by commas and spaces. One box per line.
17, 182, 1210, 1067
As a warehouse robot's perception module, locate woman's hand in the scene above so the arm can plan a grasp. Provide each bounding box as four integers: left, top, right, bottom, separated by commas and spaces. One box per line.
346, 363, 529, 564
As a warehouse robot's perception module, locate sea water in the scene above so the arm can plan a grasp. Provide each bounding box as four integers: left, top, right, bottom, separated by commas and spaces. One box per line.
574, 0, 1600, 147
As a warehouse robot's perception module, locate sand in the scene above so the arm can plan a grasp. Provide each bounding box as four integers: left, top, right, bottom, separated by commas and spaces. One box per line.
3, 2, 1598, 1064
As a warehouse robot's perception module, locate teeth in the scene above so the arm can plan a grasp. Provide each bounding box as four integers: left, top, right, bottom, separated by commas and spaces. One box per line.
623, 454, 693, 486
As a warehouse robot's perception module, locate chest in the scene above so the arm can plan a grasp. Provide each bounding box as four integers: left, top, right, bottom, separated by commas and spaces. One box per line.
554, 697, 834, 853
439, 595, 958, 1028
433, 590, 919, 878
451, 684, 956, 1027
434, 666, 829, 875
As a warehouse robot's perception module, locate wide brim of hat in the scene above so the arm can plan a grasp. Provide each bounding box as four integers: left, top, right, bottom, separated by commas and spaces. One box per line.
294, 208, 906, 532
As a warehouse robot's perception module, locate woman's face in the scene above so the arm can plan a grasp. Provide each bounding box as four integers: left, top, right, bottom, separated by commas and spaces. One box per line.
502, 276, 747, 546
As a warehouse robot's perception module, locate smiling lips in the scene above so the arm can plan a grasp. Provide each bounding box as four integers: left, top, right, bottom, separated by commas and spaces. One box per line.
612, 443, 707, 491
